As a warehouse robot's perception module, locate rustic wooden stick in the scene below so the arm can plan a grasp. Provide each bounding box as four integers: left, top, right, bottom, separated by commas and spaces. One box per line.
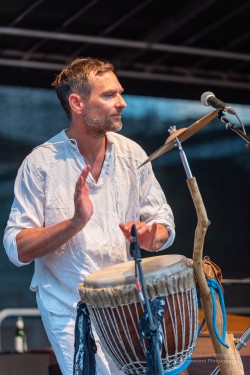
187, 177, 244, 375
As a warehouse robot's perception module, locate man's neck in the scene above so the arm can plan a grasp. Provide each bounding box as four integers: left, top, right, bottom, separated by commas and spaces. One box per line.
66, 127, 107, 182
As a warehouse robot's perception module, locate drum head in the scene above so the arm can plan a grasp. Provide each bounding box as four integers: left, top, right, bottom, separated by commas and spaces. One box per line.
84, 254, 189, 288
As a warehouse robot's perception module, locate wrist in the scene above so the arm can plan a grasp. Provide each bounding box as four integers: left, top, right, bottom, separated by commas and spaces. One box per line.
69, 217, 86, 232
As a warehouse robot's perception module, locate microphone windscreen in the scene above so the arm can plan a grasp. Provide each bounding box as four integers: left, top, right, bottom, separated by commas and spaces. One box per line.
200, 91, 214, 107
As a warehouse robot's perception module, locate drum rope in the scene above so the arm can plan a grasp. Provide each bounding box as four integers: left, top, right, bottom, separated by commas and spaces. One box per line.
119, 305, 143, 361
161, 290, 197, 372
166, 294, 179, 356
98, 307, 131, 365
189, 288, 199, 348
208, 279, 229, 348
91, 308, 122, 364
103, 307, 129, 364
178, 292, 186, 353
164, 357, 192, 375
91, 304, 148, 374
197, 279, 229, 348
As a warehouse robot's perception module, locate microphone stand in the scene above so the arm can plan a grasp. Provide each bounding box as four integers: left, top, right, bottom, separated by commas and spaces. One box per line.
130, 224, 164, 375
217, 110, 250, 150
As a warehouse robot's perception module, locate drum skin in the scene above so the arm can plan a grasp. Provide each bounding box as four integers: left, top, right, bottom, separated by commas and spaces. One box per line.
79, 254, 198, 374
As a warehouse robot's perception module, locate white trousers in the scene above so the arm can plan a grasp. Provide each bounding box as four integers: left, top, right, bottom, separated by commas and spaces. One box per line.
36, 293, 124, 375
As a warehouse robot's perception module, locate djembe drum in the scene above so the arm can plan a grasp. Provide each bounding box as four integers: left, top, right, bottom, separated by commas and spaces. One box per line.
79, 254, 198, 374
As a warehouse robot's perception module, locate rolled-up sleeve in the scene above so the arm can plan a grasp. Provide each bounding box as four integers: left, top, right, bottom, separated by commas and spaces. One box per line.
3, 157, 44, 267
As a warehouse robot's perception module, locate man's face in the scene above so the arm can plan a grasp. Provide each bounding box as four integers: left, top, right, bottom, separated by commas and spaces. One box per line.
82, 70, 127, 137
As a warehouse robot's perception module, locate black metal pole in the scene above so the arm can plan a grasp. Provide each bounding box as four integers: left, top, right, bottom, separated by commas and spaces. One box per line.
130, 224, 164, 375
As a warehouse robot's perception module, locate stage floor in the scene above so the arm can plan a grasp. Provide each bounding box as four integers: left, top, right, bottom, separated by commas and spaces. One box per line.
187, 311, 250, 374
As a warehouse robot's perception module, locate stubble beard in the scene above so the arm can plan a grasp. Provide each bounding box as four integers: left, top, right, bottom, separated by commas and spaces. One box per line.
83, 109, 123, 138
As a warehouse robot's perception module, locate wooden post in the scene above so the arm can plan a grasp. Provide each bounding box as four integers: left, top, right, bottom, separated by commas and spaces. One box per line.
187, 177, 244, 375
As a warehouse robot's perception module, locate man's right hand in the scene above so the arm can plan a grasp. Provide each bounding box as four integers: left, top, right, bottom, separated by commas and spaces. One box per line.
72, 165, 93, 229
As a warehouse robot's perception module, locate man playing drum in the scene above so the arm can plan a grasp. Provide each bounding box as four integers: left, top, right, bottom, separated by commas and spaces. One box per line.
3, 57, 175, 375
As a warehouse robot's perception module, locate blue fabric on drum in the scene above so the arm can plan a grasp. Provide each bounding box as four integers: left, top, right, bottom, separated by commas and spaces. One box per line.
73, 301, 97, 375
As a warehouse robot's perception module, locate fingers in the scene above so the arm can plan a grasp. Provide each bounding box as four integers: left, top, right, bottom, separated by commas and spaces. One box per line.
119, 222, 143, 242
119, 223, 130, 241
149, 222, 158, 237
119, 222, 156, 234
72, 166, 93, 229
74, 165, 90, 206
119, 223, 130, 232
81, 164, 91, 180
75, 165, 91, 192
119, 221, 158, 249
78, 164, 91, 185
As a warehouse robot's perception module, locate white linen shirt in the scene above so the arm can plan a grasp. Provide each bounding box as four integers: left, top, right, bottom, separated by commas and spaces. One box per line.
4, 130, 175, 316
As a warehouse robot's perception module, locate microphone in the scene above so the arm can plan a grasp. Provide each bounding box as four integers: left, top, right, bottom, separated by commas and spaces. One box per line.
129, 224, 141, 260
129, 224, 145, 303
200, 91, 237, 115
129, 224, 137, 258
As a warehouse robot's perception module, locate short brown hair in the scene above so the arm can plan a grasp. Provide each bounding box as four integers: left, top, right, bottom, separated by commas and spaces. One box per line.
52, 57, 114, 119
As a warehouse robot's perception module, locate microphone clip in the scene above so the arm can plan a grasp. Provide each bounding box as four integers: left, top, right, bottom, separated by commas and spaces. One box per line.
217, 110, 250, 148
130, 224, 142, 261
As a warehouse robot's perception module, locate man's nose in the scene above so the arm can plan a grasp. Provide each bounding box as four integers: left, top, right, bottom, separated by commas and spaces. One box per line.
117, 95, 127, 108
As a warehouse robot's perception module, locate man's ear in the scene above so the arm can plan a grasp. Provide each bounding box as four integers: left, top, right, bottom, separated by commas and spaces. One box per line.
69, 94, 84, 114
